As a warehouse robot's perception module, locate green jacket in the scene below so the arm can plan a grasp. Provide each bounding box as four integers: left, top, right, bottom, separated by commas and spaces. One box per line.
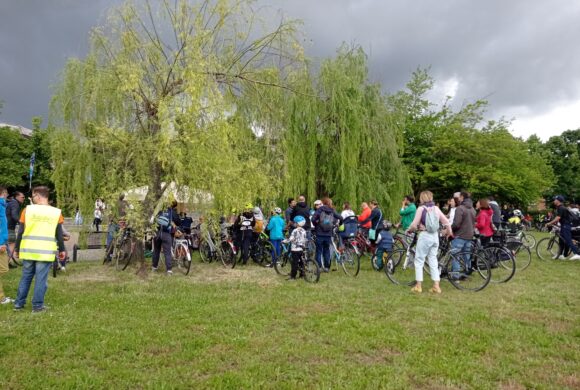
399, 204, 417, 230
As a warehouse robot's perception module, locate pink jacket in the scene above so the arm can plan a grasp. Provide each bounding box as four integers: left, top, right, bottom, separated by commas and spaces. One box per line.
475, 208, 494, 237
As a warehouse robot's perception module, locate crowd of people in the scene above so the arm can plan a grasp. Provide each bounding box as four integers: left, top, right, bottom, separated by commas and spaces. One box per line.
0, 183, 579, 312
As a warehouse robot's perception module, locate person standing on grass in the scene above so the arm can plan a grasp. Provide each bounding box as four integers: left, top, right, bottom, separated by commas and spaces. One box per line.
312, 197, 343, 272
399, 195, 417, 231
450, 191, 477, 274
236, 204, 256, 265
152, 200, 181, 275
13, 186, 66, 313
406, 191, 452, 294
291, 195, 313, 239
546, 195, 580, 260
0, 186, 14, 304
285, 216, 308, 280
475, 198, 494, 246
266, 207, 285, 267
488, 196, 502, 230
358, 202, 372, 236
285, 198, 296, 231
6, 191, 25, 265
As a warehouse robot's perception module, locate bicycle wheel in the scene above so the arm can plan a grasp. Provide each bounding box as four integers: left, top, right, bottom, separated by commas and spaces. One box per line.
505, 240, 532, 271
174, 244, 192, 275
303, 258, 320, 283
385, 249, 416, 286
481, 246, 515, 283
220, 241, 236, 268
103, 240, 115, 264
115, 239, 132, 271
274, 251, 291, 276
393, 235, 407, 251
520, 232, 536, 249
52, 259, 58, 278
199, 241, 211, 263
536, 237, 560, 260
444, 251, 490, 292
340, 248, 360, 277
252, 240, 274, 266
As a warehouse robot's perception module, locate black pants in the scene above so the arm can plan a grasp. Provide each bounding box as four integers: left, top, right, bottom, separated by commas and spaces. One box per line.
153, 231, 173, 270
559, 223, 579, 256
241, 231, 253, 264
93, 218, 102, 232
290, 251, 304, 278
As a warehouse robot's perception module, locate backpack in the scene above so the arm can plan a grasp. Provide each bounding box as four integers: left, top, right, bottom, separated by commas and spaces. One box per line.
156, 209, 172, 231
319, 210, 335, 232
424, 207, 439, 233
569, 208, 580, 226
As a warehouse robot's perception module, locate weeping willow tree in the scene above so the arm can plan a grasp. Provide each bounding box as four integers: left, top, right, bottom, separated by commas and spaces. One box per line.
270, 47, 410, 218
49, 0, 305, 228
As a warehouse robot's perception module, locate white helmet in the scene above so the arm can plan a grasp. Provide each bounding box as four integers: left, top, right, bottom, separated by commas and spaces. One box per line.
513, 209, 522, 217
274, 207, 282, 215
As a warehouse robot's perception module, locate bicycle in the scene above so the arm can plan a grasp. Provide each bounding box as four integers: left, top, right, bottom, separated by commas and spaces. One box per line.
283, 246, 320, 283
329, 231, 360, 276
536, 225, 580, 260
104, 225, 136, 271
198, 223, 222, 264
172, 229, 192, 275
502, 223, 536, 249
248, 231, 275, 266
273, 240, 292, 276
219, 226, 238, 268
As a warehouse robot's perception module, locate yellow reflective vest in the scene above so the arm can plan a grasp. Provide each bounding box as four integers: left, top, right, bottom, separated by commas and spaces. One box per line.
20, 204, 62, 262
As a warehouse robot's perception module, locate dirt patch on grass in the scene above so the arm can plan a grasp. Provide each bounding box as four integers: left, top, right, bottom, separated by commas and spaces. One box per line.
65, 266, 119, 283
352, 347, 402, 365
498, 381, 526, 390
559, 374, 580, 389
185, 264, 282, 287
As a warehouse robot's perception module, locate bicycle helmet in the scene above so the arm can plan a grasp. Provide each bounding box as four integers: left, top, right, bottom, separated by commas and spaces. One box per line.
513, 209, 522, 217
245, 202, 253, 210
274, 207, 282, 215
293, 215, 306, 226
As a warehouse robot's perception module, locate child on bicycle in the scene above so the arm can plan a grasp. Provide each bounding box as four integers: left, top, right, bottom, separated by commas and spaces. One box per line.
374, 221, 394, 269
285, 216, 308, 280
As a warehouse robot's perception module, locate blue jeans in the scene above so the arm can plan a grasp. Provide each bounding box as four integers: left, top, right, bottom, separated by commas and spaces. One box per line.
316, 235, 331, 269
106, 223, 119, 248
270, 239, 282, 264
451, 237, 472, 272
15, 260, 52, 309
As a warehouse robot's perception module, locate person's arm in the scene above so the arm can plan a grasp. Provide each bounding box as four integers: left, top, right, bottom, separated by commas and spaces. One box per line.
9, 202, 19, 225
334, 211, 344, 225
452, 207, 464, 232
400, 205, 412, 216
546, 216, 560, 227
406, 206, 423, 233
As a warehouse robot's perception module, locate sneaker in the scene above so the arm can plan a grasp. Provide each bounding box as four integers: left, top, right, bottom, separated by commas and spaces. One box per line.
60, 266, 66, 272
166, 270, 173, 275
265, 263, 273, 268
151, 267, 158, 272
13, 306, 24, 312
569, 254, 580, 261
8, 262, 17, 269
32, 306, 49, 313
0, 297, 14, 305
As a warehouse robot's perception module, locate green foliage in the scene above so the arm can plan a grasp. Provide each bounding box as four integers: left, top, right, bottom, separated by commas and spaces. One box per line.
271, 47, 410, 218
542, 129, 580, 202
394, 70, 554, 206
50, 0, 304, 223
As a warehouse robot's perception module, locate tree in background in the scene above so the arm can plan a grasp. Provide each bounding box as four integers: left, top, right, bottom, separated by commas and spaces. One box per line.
542, 129, 580, 202
50, 0, 305, 225
393, 69, 554, 206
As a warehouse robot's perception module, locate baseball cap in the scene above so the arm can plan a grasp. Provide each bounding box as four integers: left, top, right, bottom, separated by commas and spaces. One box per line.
553, 195, 565, 202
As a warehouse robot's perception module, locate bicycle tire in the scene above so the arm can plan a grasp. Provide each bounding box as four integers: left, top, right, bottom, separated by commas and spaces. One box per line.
175, 243, 191, 275
220, 241, 236, 268
520, 232, 536, 249
511, 243, 532, 271
340, 248, 360, 277
535, 237, 559, 261
199, 241, 211, 263
274, 251, 291, 276
444, 251, 490, 292
481, 246, 515, 283
103, 240, 115, 264
115, 238, 132, 271
303, 259, 320, 283
385, 249, 416, 286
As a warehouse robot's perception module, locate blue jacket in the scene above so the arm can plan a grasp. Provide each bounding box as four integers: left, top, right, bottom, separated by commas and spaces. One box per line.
0, 198, 8, 245
267, 215, 285, 240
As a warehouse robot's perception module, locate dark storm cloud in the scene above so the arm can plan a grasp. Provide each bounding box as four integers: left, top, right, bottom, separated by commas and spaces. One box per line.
1, 0, 579, 131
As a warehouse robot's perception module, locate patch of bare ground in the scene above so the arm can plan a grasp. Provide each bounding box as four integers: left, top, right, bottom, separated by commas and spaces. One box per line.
498, 381, 526, 390
184, 265, 282, 287
559, 374, 580, 389
65, 266, 119, 283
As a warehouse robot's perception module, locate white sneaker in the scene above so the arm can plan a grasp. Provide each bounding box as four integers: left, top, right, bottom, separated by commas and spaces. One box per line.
151, 267, 158, 272
569, 254, 580, 261
166, 270, 173, 275
60, 266, 66, 272
0, 297, 14, 305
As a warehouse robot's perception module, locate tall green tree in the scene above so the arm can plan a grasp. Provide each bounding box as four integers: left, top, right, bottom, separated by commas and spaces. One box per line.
50, 0, 304, 224
543, 129, 580, 202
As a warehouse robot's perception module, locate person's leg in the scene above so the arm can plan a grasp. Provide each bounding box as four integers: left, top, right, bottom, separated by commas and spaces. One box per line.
0, 251, 9, 301
425, 235, 441, 291
413, 235, 428, 286
315, 236, 323, 268
322, 236, 331, 269
152, 234, 162, 269
375, 247, 384, 269
15, 260, 36, 308
242, 233, 251, 264
270, 239, 280, 265
560, 225, 579, 255
450, 238, 462, 273
462, 239, 473, 271
162, 232, 173, 271
289, 251, 301, 279
31, 261, 52, 310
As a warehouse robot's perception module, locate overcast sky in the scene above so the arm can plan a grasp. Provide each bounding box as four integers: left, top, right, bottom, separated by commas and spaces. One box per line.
1, 0, 579, 141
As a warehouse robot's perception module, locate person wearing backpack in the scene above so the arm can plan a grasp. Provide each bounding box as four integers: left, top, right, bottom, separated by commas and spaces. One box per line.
235, 203, 256, 265
546, 195, 580, 260
407, 191, 452, 294
152, 200, 181, 274
312, 197, 343, 272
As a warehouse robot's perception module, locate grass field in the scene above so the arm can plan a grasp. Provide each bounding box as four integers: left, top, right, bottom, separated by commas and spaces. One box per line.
0, 240, 578, 389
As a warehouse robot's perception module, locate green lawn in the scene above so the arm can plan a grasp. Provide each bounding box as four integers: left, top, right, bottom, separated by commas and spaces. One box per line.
0, 244, 578, 389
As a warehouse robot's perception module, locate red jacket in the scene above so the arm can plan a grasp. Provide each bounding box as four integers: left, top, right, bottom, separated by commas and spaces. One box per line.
475, 208, 494, 237
358, 207, 372, 229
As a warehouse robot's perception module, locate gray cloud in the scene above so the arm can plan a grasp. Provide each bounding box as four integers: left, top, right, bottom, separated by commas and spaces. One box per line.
1, 0, 579, 134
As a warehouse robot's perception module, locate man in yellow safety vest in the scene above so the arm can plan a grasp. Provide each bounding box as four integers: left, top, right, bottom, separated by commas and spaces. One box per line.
13, 186, 66, 313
